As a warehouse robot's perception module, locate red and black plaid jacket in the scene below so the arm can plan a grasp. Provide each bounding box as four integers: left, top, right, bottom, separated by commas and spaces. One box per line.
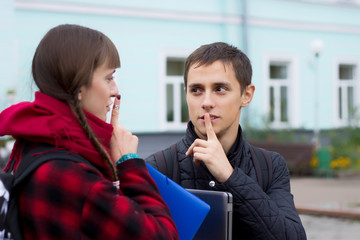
19, 157, 179, 240
0, 92, 178, 239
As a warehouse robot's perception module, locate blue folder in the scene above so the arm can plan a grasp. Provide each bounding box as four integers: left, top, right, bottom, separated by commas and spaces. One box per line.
146, 163, 210, 240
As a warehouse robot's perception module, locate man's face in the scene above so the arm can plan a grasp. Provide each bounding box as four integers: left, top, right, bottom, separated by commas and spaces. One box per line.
186, 60, 247, 141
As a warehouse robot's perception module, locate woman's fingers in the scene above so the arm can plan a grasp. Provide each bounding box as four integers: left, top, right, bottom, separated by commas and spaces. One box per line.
110, 94, 121, 126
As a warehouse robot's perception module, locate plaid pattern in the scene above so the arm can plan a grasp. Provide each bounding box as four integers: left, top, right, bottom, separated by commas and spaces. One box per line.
19, 158, 179, 240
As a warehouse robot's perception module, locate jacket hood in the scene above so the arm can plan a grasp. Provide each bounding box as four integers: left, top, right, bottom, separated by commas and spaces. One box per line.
0, 92, 113, 179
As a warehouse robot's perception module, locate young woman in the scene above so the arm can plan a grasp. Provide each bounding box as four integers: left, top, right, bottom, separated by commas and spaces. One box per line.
0, 24, 178, 239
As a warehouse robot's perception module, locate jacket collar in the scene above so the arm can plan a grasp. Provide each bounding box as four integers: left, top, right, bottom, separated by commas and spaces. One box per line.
185, 121, 244, 165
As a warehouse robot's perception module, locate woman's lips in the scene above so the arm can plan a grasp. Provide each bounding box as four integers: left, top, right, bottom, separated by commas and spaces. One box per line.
106, 103, 113, 112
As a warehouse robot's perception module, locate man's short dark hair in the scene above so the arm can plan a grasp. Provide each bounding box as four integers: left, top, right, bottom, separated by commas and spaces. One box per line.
184, 42, 252, 94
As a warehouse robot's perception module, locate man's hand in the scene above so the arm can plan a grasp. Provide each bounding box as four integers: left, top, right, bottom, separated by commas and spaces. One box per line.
186, 113, 233, 183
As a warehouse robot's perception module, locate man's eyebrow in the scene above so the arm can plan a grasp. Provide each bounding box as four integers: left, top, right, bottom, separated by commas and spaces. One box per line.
188, 82, 232, 88
213, 82, 231, 87
188, 83, 203, 88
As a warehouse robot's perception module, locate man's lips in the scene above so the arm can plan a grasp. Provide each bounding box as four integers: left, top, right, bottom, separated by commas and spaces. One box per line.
199, 115, 219, 121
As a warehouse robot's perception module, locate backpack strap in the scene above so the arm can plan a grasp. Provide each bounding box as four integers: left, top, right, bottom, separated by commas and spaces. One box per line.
249, 145, 273, 192
7, 143, 95, 240
169, 144, 179, 184
153, 144, 179, 184
13, 144, 94, 185
154, 150, 167, 175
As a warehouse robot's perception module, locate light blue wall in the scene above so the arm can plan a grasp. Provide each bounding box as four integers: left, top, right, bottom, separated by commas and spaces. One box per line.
1, 0, 243, 132
247, 0, 360, 129
250, 0, 360, 26
0, 1, 16, 110
43, 0, 240, 14
1, 0, 360, 133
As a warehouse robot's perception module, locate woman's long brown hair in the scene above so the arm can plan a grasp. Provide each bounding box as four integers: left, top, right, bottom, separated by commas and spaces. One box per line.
32, 24, 120, 181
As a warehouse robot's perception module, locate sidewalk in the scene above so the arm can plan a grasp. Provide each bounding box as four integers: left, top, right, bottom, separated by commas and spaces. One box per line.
290, 177, 360, 219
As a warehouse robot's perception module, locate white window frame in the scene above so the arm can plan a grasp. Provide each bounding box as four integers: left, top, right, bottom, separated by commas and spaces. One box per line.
159, 50, 191, 131
263, 54, 299, 129
333, 58, 360, 127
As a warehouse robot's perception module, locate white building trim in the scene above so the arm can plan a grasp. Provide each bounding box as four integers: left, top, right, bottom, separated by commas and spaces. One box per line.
263, 53, 299, 129
15, 1, 360, 34
280, 0, 360, 8
249, 18, 360, 34
159, 49, 191, 131
333, 57, 360, 127
14, 1, 241, 24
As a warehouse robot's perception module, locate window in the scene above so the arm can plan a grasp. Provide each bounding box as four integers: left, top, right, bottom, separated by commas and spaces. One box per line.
163, 58, 189, 129
268, 62, 290, 126
337, 64, 357, 124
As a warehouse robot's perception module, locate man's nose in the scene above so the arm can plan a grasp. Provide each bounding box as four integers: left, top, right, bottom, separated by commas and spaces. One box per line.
201, 92, 215, 110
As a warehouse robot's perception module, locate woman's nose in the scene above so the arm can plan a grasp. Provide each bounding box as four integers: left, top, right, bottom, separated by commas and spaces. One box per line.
110, 81, 119, 97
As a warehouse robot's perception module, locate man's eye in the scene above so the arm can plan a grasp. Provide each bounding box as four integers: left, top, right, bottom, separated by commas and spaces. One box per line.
217, 87, 226, 92
191, 88, 201, 93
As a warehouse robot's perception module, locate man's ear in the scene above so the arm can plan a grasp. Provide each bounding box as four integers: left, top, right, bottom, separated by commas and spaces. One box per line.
241, 84, 255, 107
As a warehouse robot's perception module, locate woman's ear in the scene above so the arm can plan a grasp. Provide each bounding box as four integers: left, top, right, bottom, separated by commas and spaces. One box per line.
241, 84, 255, 107
78, 89, 82, 101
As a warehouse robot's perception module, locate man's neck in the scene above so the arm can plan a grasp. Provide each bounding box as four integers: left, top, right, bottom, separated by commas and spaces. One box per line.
217, 126, 239, 155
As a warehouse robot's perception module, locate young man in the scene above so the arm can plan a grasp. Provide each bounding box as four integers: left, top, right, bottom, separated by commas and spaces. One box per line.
146, 42, 306, 239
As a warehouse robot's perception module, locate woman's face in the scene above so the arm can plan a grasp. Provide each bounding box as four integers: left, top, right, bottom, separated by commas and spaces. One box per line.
79, 62, 119, 121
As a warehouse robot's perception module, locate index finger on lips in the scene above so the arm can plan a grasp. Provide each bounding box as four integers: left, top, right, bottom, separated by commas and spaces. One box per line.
205, 113, 217, 140
110, 94, 121, 126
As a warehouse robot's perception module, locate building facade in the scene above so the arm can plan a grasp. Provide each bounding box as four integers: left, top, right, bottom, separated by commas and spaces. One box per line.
1, 0, 360, 133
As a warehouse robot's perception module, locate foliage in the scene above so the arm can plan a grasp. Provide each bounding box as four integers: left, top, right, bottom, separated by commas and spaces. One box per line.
330, 156, 351, 169
310, 155, 318, 168
243, 111, 360, 173
6, 89, 16, 95
243, 125, 310, 143
242, 113, 310, 143
328, 127, 360, 171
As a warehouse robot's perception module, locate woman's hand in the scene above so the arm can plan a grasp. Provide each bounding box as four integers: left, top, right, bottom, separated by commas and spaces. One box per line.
109, 95, 138, 164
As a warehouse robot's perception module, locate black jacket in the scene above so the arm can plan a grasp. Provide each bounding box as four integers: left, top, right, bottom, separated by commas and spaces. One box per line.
146, 122, 306, 240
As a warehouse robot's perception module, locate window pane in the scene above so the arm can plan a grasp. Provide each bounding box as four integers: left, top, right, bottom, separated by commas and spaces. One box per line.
167, 59, 185, 76
270, 64, 287, 79
269, 87, 274, 122
280, 86, 288, 122
348, 86, 354, 119
339, 64, 354, 80
180, 83, 189, 122
166, 84, 174, 122
338, 87, 342, 119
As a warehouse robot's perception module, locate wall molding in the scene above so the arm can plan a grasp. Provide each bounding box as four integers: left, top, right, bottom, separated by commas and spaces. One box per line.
14, 1, 241, 24
249, 17, 360, 34
15, 0, 360, 34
